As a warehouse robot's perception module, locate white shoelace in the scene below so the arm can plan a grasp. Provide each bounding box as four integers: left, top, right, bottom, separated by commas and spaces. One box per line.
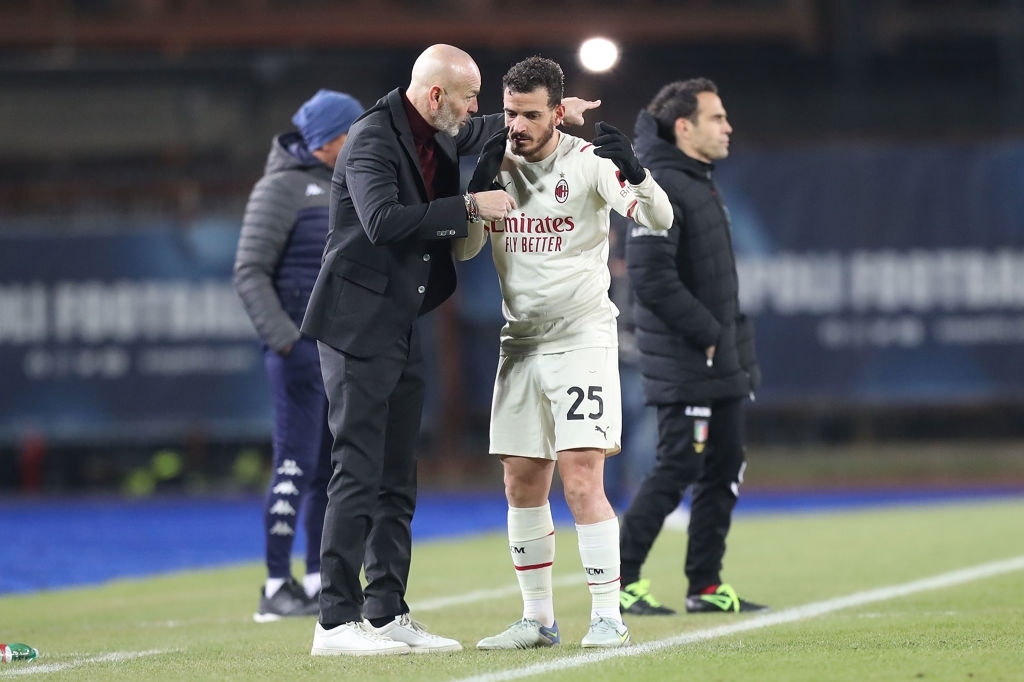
355, 621, 397, 642
401, 615, 436, 636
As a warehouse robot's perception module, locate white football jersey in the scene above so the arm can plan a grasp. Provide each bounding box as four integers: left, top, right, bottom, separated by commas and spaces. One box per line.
459, 131, 671, 355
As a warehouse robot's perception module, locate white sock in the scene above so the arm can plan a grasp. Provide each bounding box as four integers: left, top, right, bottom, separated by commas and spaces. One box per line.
264, 577, 286, 598
508, 503, 556, 627
576, 517, 623, 623
303, 572, 322, 599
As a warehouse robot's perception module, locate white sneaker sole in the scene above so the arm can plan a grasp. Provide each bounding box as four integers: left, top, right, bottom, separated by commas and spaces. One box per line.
310, 644, 410, 656
406, 642, 463, 654
581, 639, 631, 648
253, 612, 284, 624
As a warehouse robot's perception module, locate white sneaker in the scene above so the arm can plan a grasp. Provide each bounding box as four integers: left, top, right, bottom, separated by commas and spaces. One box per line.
476, 618, 560, 650
310, 621, 410, 656
371, 613, 463, 653
581, 617, 631, 648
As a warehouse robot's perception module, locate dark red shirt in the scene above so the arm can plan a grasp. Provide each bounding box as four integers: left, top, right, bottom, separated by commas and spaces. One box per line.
402, 92, 437, 201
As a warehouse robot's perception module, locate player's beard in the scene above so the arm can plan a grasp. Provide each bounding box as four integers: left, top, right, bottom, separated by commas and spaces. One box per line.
433, 99, 464, 137
511, 121, 555, 158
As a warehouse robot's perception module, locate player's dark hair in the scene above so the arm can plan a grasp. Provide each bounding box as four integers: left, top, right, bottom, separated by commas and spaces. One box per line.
502, 56, 564, 108
646, 77, 718, 142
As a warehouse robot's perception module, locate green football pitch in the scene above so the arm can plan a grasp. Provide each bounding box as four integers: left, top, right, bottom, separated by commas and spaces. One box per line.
2, 498, 1022, 681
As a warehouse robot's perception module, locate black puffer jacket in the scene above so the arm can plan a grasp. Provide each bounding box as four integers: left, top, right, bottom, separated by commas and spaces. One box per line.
625, 110, 760, 405
234, 132, 331, 353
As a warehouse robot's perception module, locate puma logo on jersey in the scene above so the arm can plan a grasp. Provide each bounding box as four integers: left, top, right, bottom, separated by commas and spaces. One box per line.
594, 425, 608, 438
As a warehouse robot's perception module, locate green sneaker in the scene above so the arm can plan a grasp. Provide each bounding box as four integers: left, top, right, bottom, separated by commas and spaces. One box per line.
619, 579, 677, 616
476, 618, 560, 650
685, 583, 769, 613
581, 617, 631, 648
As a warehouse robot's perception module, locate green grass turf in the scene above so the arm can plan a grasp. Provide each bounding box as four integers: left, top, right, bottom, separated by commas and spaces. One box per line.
2, 498, 1022, 681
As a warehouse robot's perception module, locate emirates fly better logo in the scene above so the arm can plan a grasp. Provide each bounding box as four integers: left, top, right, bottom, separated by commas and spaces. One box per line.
554, 175, 569, 203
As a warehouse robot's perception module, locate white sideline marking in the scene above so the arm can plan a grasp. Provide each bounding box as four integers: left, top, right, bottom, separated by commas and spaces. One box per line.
2, 649, 169, 676
5, 556, 1020, 677
411, 575, 580, 612
450, 555, 1024, 682
1, 577, 581, 675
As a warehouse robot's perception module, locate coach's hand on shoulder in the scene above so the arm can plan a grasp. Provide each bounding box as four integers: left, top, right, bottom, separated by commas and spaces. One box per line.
593, 121, 646, 185
469, 127, 509, 193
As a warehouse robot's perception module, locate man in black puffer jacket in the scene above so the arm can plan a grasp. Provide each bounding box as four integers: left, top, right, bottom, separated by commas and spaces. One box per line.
617, 78, 767, 616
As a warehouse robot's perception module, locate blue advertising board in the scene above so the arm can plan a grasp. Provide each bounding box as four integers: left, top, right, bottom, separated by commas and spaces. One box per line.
1, 141, 1022, 447
0, 226, 269, 445
716, 141, 1024, 405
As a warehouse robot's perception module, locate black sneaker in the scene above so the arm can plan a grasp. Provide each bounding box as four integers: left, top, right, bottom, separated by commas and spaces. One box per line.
685, 583, 768, 613
253, 578, 319, 623
619, 579, 677, 615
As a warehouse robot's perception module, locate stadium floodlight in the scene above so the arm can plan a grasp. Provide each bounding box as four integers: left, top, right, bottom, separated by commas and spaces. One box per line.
578, 37, 619, 73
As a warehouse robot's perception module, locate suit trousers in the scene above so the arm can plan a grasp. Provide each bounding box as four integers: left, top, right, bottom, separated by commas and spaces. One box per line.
316, 325, 424, 626
619, 396, 746, 592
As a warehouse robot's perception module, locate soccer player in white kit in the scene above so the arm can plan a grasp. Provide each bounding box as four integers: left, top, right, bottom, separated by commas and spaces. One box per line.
455, 56, 673, 649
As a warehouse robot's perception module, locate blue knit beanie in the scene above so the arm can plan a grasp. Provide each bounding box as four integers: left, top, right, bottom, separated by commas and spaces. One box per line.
291, 89, 364, 151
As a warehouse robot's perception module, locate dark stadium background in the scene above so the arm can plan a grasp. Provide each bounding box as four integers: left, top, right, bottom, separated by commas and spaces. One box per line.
1, 1, 1022, 506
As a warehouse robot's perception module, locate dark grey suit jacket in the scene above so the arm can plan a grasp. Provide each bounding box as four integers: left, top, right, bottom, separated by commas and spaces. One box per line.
301, 88, 503, 357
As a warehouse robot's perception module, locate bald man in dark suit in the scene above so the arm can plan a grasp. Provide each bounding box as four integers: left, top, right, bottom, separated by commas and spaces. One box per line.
302, 43, 597, 656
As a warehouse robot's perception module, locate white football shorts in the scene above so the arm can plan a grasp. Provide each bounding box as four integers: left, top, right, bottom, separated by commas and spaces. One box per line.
489, 346, 622, 459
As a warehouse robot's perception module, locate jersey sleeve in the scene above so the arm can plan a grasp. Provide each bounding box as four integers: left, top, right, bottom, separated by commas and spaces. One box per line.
592, 154, 673, 233
452, 220, 489, 261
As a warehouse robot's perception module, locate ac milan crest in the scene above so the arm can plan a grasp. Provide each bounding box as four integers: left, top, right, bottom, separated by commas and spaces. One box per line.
554, 177, 569, 203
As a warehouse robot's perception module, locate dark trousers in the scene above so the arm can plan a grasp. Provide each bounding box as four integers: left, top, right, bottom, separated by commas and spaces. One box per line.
619, 396, 746, 593
263, 336, 332, 579
316, 326, 423, 626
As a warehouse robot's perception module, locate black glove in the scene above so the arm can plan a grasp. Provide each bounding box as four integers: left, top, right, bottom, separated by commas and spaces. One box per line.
592, 121, 645, 185
468, 127, 509, 193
